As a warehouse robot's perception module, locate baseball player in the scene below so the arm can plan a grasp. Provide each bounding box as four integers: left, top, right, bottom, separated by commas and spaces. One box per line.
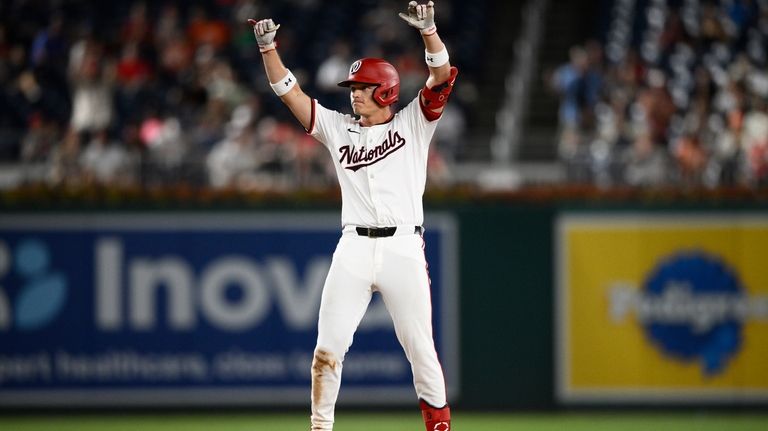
249, 2, 457, 430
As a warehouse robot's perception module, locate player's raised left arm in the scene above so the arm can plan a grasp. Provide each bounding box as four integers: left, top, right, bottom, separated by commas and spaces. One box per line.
399, 1, 458, 118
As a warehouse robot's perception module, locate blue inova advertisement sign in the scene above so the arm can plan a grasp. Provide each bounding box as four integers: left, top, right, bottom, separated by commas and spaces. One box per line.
0, 213, 458, 407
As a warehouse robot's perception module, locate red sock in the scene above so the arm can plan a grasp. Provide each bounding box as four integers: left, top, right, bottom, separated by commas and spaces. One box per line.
419, 399, 451, 431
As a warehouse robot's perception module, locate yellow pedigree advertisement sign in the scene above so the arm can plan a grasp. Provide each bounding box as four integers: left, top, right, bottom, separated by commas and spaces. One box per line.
556, 213, 768, 403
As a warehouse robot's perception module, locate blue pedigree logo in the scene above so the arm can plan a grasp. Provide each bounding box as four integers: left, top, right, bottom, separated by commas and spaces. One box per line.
642, 252, 742, 375
608, 251, 768, 376
0, 239, 68, 331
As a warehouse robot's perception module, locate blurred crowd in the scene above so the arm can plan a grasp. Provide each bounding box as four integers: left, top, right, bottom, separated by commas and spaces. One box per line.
0, 0, 478, 191
550, 0, 768, 188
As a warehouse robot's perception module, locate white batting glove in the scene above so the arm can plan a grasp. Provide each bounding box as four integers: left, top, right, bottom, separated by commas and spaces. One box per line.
398, 1, 437, 35
247, 18, 281, 52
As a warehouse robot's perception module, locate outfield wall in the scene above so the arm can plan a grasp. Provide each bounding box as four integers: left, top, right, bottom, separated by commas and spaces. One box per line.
1, 200, 767, 409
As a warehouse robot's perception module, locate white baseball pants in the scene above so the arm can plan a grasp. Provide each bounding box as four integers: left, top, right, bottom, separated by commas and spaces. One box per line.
310, 226, 447, 431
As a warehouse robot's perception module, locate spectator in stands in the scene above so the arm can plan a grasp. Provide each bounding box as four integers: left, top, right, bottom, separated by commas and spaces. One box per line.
432, 102, 466, 165
120, 1, 152, 46
740, 95, 768, 186
582, 39, 605, 127
20, 113, 59, 176
29, 14, 69, 103
5, 71, 48, 159
117, 42, 151, 85
206, 107, 260, 189
315, 39, 353, 110
700, 2, 730, 49
672, 131, 708, 187
141, 113, 190, 184
80, 129, 138, 186
725, 0, 761, 50
658, 8, 688, 53
30, 14, 68, 68
712, 106, 744, 186
639, 69, 676, 145
623, 131, 672, 187
253, 117, 300, 191
551, 41, 609, 183
362, 0, 412, 54
551, 45, 589, 132
68, 42, 115, 136
394, 44, 429, 101
155, 3, 182, 45
47, 128, 83, 186
204, 60, 248, 111
293, 132, 334, 191
187, 5, 231, 51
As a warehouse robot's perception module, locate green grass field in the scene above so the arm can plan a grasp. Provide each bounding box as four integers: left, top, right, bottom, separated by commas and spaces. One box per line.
1, 411, 766, 431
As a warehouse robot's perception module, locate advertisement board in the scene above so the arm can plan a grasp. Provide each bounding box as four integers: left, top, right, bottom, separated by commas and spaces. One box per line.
557, 213, 768, 403
0, 213, 458, 407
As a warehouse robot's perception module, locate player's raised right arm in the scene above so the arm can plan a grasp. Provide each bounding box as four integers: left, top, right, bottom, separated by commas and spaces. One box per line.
248, 18, 313, 131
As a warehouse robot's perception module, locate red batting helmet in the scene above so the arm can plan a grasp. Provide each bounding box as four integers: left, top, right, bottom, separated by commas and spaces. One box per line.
337, 58, 400, 106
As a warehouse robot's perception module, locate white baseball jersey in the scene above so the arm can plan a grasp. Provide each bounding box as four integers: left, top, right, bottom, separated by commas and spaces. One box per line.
308, 95, 438, 228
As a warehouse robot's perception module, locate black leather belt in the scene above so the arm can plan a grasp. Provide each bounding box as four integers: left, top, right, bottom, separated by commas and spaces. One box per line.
355, 226, 423, 237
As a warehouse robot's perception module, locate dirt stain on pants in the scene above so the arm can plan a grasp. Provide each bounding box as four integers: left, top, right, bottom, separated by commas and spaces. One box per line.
312, 349, 337, 405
